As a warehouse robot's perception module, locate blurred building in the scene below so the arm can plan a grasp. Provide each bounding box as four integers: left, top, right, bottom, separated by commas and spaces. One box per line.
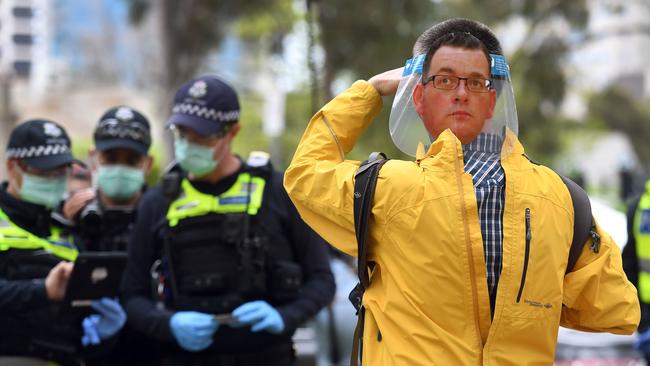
0, 0, 41, 177
0, 0, 163, 174
570, 0, 650, 99
0, 0, 35, 78
561, 0, 650, 202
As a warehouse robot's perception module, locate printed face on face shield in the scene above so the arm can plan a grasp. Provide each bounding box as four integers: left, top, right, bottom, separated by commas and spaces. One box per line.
413, 46, 496, 144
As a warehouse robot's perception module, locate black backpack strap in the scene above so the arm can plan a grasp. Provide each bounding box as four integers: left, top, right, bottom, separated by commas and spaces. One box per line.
161, 162, 184, 200
523, 153, 601, 274
560, 175, 600, 274
354, 152, 388, 290
348, 152, 388, 366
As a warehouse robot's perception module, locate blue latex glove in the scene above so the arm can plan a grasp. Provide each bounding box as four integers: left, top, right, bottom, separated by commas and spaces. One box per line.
91, 297, 127, 338
232, 300, 285, 334
81, 297, 126, 346
635, 328, 650, 354
81, 316, 101, 346
170, 311, 219, 352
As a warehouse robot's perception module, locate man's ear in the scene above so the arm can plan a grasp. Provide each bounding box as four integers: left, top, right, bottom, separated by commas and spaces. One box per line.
6, 159, 16, 174
89, 148, 98, 171
6, 159, 19, 182
413, 83, 425, 117
6, 159, 22, 197
143, 155, 154, 176
228, 123, 241, 141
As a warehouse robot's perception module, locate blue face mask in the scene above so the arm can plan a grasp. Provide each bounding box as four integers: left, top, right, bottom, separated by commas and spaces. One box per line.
96, 165, 145, 200
20, 173, 67, 208
174, 138, 218, 177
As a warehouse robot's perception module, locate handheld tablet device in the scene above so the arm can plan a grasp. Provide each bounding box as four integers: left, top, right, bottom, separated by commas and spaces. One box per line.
64, 251, 128, 308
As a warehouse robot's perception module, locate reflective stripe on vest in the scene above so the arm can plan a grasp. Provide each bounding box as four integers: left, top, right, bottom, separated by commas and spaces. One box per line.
0, 209, 78, 262
166, 173, 266, 227
635, 180, 650, 302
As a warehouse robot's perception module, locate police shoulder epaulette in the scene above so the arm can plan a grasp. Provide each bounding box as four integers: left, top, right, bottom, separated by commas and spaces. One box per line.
245, 151, 272, 176
247, 151, 271, 168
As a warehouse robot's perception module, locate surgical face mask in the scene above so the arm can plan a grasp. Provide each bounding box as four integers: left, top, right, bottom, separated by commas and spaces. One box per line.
96, 165, 145, 200
20, 173, 67, 208
174, 138, 219, 177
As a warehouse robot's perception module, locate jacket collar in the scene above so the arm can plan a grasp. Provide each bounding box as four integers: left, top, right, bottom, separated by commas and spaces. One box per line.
415, 128, 527, 170
0, 182, 52, 237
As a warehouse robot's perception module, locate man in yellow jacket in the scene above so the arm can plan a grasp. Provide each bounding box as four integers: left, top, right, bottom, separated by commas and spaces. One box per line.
284, 18, 640, 365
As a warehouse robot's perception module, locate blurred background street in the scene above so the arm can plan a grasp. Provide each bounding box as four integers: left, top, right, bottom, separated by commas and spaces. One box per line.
1, 0, 649, 364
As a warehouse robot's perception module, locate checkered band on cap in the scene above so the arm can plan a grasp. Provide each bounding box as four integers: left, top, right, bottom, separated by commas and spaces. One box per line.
95, 119, 151, 146
6, 144, 70, 159
172, 103, 240, 123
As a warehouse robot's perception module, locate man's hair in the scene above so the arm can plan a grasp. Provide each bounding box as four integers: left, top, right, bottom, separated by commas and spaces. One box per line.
414, 18, 503, 78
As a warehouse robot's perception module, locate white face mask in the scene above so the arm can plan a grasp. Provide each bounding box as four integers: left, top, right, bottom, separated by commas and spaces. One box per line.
19, 173, 67, 208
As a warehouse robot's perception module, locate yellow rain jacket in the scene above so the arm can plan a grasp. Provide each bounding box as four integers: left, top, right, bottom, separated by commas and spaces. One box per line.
284, 81, 639, 365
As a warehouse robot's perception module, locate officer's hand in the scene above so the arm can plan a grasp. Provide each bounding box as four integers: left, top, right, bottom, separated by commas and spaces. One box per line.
63, 188, 95, 221
170, 311, 219, 352
368, 67, 404, 96
635, 328, 650, 354
81, 315, 101, 346
232, 300, 285, 334
91, 297, 127, 338
45, 261, 73, 301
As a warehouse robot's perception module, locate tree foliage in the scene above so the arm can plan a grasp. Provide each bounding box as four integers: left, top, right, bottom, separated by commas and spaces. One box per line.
587, 86, 650, 172
126, 0, 593, 166
126, 0, 292, 93
315, 0, 589, 163
313, 0, 437, 160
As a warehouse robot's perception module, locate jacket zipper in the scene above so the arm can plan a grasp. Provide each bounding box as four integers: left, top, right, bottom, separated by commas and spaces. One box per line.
516, 208, 531, 303
454, 147, 484, 349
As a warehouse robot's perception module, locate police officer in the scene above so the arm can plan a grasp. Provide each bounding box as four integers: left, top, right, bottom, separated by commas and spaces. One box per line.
623, 179, 650, 361
60, 106, 156, 365
0, 119, 125, 366
122, 75, 335, 365
63, 106, 153, 252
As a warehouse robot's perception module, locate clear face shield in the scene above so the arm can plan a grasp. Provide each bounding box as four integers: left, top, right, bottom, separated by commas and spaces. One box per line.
389, 53, 518, 157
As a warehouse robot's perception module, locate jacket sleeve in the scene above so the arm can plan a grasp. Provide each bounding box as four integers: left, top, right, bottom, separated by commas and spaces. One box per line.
272, 172, 335, 332
120, 188, 175, 343
0, 277, 49, 314
283, 81, 383, 256
561, 220, 640, 334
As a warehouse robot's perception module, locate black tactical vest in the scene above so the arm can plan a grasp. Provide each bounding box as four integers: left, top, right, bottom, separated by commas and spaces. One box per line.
162, 162, 302, 315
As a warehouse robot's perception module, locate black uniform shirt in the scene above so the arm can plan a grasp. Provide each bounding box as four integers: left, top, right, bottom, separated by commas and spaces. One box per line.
72, 197, 137, 253
0, 182, 53, 313
0, 182, 86, 363
622, 194, 650, 332
121, 161, 335, 354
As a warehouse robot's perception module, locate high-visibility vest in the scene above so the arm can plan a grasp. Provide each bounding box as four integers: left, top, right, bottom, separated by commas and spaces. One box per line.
166, 172, 266, 227
635, 180, 650, 302
0, 208, 78, 262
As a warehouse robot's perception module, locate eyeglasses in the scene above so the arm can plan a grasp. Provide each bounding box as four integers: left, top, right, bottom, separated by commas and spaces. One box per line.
169, 125, 228, 146
421, 75, 493, 93
97, 149, 147, 168
18, 161, 70, 178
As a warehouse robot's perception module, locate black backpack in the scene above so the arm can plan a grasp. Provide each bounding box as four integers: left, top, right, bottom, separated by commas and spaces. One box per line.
347, 152, 601, 366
